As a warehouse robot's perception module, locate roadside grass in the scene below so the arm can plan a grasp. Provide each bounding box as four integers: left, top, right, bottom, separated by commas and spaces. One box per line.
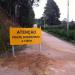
44, 26, 75, 43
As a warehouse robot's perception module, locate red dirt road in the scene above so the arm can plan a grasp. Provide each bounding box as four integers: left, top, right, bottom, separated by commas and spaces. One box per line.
0, 31, 75, 75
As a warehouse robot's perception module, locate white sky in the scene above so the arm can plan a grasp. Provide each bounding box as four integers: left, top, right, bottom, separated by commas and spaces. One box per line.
33, 0, 75, 21
33, 0, 47, 18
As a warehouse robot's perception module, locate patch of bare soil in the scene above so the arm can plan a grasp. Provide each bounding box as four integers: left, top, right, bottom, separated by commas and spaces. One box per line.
0, 53, 65, 75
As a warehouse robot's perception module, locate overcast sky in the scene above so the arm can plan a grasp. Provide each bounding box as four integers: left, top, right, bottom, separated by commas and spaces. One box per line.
33, 0, 75, 21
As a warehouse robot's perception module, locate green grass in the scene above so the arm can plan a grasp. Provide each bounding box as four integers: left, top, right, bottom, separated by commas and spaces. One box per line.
44, 26, 75, 42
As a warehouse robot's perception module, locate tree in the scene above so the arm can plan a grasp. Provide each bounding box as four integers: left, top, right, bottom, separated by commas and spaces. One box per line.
44, 0, 60, 25
0, 0, 39, 27
16, 0, 34, 27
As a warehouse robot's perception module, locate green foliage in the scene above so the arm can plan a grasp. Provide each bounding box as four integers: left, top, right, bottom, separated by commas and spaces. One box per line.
0, 0, 40, 27
45, 26, 75, 41
68, 30, 75, 40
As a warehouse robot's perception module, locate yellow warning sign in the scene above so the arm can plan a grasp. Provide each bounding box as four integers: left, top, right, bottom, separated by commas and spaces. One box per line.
10, 28, 41, 45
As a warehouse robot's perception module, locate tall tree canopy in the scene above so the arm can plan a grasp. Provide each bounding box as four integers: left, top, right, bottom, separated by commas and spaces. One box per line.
0, 0, 39, 27
44, 0, 60, 25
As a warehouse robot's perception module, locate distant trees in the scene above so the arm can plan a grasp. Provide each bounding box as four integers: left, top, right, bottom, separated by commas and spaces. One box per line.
0, 0, 39, 27
44, 0, 60, 25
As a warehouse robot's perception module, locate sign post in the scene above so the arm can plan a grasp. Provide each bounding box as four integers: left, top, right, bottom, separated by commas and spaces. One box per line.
39, 26, 42, 52
12, 46, 15, 57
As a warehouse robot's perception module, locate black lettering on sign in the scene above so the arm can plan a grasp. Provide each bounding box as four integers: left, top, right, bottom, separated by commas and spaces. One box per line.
12, 36, 22, 39
17, 30, 20, 34
21, 40, 32, 42
17, 30, 31, 35
31, 31, 36, 34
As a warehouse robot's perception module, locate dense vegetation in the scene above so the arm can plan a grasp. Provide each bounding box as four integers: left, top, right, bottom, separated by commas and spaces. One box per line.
45, 25, 75, 43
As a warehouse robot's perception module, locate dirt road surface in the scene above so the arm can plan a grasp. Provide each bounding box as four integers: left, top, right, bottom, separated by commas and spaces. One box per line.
0, 31, 75, 75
